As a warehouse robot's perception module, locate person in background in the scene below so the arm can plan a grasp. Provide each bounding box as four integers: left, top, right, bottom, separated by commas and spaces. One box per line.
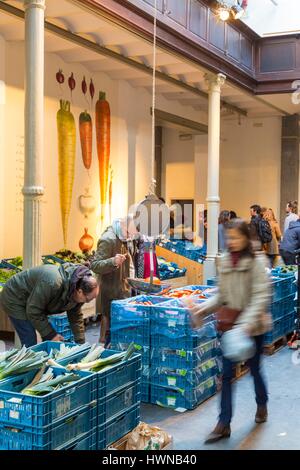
0, 263, 98, 347
280, 214, 300, 265
218, 210, 231, 252
90, 215, 139, 346
230, 211, 237, 220
262, 208, 282, 267
188, 219, 271, 443
284, 201, 298, 233
249, 204, 272, 251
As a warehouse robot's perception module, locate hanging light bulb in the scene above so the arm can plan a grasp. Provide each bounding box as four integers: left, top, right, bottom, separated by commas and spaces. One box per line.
218, 6, 230, 21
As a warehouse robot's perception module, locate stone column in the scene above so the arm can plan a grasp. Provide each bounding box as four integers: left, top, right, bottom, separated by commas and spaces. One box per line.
203, 73, 226, 282
23, 0, 45, 269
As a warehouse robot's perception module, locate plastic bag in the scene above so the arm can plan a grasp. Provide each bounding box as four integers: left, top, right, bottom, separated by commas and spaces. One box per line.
126, 422, 171, 450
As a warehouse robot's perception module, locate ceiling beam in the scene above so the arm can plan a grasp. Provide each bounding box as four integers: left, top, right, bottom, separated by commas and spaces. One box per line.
0, 0, 247, 117
153, 108, 208, 134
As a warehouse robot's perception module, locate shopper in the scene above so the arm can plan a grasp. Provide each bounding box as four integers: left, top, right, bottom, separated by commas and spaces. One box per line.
249, 204, 272, 250
218, 210, 231, 252
280, 216, 300, 265
263, 208, 282, 267
0, 263, 98, 347
188, 219, 271, 443
284, 201, 298, 233
90, 215, 139, 346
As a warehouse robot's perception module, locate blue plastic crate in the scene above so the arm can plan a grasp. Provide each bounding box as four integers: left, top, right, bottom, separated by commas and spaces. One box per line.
58, 349, 142, 398
98, 379, 141, 424
59, 428, 98, 451
206, 277, 217, 286
264, 312, 296, 345
49, 313, 71, 335
30, 341, 89, 363
98, 403, 140, 449
151, 298, 216, 339
281, 293, 296, 316
0, 405, 97, 450
62, 331, 75, 343
151, 318, 217, 350
141, 382, 150, 403
150, 375, 218, 410
150, 338, 221, 370
271, 277, 295, 302
111, 295, 170, 323
150, 356, 222, 390
111, 321, 150, 347
0, 367, 97, 428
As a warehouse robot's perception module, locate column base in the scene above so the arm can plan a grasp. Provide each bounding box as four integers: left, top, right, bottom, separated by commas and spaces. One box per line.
203, 257, 217, 283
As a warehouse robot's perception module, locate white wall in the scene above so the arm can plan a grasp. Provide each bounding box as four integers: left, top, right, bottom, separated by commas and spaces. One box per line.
162, 128, 195, 204
0, 36, 5, 260
220, 116, 282, 220
0, 39, 208, 258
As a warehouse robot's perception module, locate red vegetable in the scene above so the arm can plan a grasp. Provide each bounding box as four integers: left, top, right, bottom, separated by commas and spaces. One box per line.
68, 73, 76, 92
56, 69, 64, 84
82, 76, 87, 95
89, 79, 95, 101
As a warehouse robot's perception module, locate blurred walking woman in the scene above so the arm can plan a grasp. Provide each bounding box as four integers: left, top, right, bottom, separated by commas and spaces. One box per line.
189, 219, 272, 443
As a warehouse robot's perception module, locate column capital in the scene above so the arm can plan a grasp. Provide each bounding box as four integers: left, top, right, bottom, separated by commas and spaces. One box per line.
205, 73, 226, 92
24, 0, 45, 11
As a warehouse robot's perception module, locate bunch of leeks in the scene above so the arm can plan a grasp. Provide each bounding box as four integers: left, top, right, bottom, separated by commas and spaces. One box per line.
50, 342, 90, 361
67, 342, 138, 372
21, 367, 81, 396
0, 346, 48, 380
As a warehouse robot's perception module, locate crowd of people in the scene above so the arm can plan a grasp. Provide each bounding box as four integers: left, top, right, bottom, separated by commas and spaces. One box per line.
218, 201, 299, 267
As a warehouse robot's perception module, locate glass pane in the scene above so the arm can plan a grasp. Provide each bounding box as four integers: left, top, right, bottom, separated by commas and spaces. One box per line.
143, 0, 163, 11
166, 0, 188, 26
190, 0, 207, 39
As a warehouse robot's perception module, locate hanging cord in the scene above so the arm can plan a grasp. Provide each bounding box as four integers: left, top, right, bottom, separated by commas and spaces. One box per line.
150, 0, 158, 193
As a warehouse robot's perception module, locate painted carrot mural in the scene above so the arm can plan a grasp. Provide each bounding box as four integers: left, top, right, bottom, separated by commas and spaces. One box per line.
95, 91, 110, 224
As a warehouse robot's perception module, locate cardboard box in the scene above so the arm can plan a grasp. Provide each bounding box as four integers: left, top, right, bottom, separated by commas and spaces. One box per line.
108, 433, 173, 451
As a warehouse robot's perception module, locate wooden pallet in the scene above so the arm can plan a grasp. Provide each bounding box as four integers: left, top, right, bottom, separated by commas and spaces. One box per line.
231, 362, 250, 381
263, 332, 293, 356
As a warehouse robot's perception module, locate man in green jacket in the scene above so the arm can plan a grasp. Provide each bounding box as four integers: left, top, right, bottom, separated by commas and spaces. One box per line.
0, 263, 99, 347
90, 217, 138, 345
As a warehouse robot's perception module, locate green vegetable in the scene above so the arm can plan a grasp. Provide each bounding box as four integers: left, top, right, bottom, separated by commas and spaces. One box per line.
50, 342, 90, 361
22, 368, 80, 396
0, 346, 48, 380
54, 249, 93, 264
67, 342, 138, 372
10, 256, 23, 268
0, 268, 18, 284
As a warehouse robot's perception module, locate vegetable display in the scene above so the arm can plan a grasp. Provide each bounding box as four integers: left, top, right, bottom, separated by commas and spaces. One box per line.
0, 268, 18, 283
79, 228, 94, 253
0, 347, 48, 380
54, 248, 93, 263
9, 256, 23, 268
21, 368, 80, 396
165, 289, 210, 299
79, 110, 93, 170
95, 91, 111, 224
57, 100, 76, 247
67, 343, 137, 372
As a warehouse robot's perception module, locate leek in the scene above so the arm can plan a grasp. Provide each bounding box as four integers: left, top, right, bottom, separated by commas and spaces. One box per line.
50, 342, 90, 361
0, 347, 48, 380
22, 368, 81, 396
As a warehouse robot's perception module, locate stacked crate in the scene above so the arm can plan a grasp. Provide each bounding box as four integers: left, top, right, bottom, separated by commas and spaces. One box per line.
0, 342, 142, 450
58, 345, 142, 450
110, 295, 170, 402
265, 274, 297, 345
149, 295, 222, 410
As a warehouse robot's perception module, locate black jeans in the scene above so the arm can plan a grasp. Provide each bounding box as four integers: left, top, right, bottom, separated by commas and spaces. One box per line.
280, 249, 296, 265
219, 335, 268, 426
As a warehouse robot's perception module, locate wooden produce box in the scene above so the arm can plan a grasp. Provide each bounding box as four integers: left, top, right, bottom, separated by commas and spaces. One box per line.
166, 275, 188, 289
108, 433, 173, 451
156, 246, 203, 286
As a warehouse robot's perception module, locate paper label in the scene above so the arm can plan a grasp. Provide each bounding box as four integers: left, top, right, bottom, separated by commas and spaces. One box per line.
167, 376, 177, 387
8, 397, 23, 404
9, 410, 20, 420
167, 396, 176, 407
168, 320, 176, 328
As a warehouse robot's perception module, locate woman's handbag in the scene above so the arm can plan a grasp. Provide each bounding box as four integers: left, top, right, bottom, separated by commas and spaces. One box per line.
216, 306, 242, 332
